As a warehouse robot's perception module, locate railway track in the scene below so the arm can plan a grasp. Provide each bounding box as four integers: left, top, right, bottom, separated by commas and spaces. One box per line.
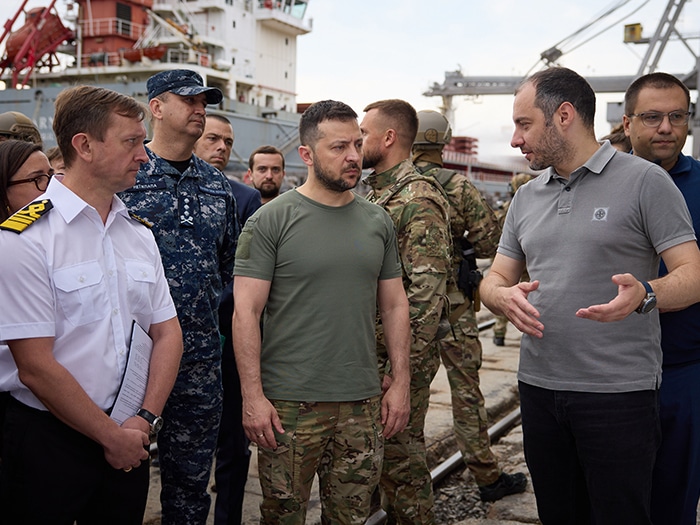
365, 317, 523, 525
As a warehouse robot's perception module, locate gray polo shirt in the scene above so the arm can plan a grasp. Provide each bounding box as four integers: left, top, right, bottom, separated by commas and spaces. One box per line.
499, 141, 696, 393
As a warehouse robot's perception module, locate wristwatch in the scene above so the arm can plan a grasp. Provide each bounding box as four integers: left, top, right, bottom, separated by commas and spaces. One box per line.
136, 408, 164, 434
636, 281, 657, 314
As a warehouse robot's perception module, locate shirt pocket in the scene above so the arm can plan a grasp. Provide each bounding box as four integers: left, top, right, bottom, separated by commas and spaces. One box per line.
53, 261, 109, 326
125, 260, 156, 314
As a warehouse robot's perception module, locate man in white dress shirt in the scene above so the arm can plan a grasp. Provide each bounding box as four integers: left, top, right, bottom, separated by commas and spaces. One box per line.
0, 86, 183, 524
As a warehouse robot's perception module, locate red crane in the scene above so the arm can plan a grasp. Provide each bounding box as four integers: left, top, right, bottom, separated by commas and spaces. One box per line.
0, 0, 75, 89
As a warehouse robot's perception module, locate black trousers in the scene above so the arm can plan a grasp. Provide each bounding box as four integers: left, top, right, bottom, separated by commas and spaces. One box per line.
214, 288, 252, 525
0, 397, 149, 525
519, 381, 659, 525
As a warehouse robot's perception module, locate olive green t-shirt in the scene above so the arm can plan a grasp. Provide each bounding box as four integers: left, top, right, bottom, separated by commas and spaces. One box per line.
234, 189, 402, 402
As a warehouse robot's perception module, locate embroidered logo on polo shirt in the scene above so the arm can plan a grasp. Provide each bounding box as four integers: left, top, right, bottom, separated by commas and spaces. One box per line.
0, 199, 53, 234
592, 207, 608, 222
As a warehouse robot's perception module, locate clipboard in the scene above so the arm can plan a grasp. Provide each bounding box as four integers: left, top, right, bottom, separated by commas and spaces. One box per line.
110, 321, 153, 425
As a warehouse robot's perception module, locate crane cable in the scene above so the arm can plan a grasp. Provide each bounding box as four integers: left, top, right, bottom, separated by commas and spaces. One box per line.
524, 0, 651, 75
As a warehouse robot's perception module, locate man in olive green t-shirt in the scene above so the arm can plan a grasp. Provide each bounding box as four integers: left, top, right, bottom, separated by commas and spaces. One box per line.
232, 100, 411, 525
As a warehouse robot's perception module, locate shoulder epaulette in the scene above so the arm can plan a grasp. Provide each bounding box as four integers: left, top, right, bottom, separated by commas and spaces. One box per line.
128, 211, 153, 228
0, 199, 53, 234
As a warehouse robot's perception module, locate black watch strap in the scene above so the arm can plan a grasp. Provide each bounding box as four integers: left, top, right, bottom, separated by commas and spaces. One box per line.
636, 281, 657, 314
136, 408, 163, 433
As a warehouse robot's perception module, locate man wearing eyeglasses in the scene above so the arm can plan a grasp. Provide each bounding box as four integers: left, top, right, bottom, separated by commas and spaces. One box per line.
624, 72, 700, 525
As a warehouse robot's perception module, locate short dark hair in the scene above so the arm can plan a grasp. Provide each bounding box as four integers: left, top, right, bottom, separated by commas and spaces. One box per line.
0, 139, 43, 221
519, 67, 596, 130
299, 100, 358, 148
624, 72, 690, 115
363, 99, 418, 149
53, 86, 146, 168
248, 145, 285, 170
207, 113, 232, 126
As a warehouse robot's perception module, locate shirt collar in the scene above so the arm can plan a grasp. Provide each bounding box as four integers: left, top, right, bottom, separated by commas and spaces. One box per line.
542, 141, 615, 184
668, 152, 691, 177
144, 147, 199, 179
44, 176, 129, 225
364, 158, 413, 193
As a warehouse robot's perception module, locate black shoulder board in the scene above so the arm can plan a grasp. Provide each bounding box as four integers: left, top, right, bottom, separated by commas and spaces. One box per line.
0, 199, 53, 234
129, 211, 153, 228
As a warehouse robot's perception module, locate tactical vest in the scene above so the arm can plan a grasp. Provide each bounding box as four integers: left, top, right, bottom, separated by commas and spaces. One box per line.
416, 164, 483, 319
372, 171, 453, 337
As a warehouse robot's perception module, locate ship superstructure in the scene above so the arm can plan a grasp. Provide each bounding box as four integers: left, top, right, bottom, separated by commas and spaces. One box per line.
0, 0, 312, 176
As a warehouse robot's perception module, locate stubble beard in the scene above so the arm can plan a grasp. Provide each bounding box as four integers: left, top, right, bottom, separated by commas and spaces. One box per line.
314, 157, 359, 193
361, 147, 381, 171
529, 122, 571, 172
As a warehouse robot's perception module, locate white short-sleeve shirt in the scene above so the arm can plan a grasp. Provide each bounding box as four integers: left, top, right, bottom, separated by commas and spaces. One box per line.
0, 177, 177, 411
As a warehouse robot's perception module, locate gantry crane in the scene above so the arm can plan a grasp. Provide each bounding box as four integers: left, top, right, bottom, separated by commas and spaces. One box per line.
425, 0, 700, 154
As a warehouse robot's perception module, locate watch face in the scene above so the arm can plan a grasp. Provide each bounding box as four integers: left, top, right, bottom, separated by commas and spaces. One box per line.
152, 416, 164, 434
640, 297, 657, 314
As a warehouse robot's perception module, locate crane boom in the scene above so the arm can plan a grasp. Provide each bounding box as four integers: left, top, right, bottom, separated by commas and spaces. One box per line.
424, 0, 700, 154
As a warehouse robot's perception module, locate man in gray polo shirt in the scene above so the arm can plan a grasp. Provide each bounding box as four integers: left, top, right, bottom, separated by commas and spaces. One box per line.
480, 67, 700, 524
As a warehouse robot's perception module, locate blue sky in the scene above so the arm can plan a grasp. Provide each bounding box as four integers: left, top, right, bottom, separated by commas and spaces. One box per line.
5, 0, 699, 162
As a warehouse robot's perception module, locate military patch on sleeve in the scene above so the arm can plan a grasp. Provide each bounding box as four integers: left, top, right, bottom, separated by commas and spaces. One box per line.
128, 211, 153, 228
236, 229, 253, 260
0, 199, 53, 234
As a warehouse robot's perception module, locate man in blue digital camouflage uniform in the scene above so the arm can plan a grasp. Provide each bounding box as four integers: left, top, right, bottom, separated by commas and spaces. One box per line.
195, 112, 261, 525
120, 69, 239, 525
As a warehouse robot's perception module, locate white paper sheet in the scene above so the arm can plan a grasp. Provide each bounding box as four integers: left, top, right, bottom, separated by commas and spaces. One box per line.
110, 321, 152, 425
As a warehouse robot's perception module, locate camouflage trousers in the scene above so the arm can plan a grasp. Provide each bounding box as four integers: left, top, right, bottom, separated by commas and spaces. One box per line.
379, 343, 440, 524
258, 397, 383, 525
158, 355, 223, 525
439, 322, 501, 486
493, 315, 508, 338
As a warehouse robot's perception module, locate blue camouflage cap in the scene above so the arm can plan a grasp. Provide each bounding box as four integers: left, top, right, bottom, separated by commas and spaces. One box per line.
147, 69, 223, 104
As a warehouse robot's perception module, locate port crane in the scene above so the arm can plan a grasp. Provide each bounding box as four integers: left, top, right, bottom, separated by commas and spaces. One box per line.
425, 0, 700, 154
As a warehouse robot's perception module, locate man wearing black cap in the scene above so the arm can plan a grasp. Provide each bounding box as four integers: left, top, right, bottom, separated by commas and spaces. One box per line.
120, 69, 239, 525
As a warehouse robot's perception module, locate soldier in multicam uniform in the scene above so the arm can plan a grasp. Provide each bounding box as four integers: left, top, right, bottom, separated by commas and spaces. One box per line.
412, 110, 528, 502
120, 69, 239, 525
361, 99, 451, 524
492, 173, 533, 347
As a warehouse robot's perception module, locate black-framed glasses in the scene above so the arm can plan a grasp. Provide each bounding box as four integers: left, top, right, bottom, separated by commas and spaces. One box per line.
7, 172, 53, 191
628, 111, 691, 128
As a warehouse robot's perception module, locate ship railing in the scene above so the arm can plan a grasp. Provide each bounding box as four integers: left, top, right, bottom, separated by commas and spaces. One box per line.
77, 47, 212, 69
442, 149, 478, 165
257, 0, 309, 18
80, 50, 122, 68
163, 48, 212, 68
79, 17, 147, 41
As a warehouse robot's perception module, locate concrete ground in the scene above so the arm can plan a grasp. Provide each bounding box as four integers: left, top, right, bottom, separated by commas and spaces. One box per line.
143, 319, 533, 524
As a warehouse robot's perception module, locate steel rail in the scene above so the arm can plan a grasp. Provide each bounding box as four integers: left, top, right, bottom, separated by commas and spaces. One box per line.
365, 316, 519, 525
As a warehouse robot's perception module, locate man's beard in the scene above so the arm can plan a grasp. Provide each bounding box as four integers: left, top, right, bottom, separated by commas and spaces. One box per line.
256, 183, 280, 200
361, 146, 381, 170
529, 122, 571, 171
314, 157, 359, 192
